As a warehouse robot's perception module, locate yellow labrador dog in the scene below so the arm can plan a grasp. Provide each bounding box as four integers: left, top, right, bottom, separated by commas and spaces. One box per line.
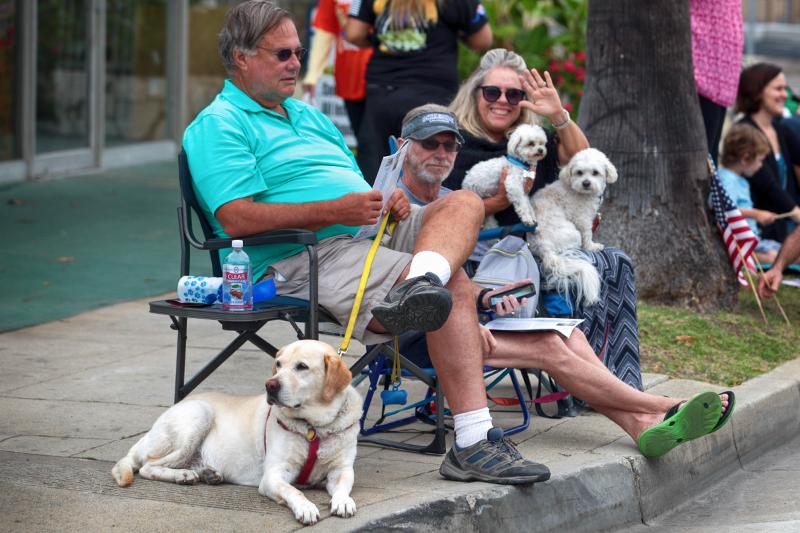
112, 340, 362, 525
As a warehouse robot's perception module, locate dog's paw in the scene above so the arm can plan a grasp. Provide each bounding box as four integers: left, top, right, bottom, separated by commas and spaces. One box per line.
521, 214, 537, 227
586, 242, 604, 252
293, 500, 320, 525
200, 468, 224, 485
176, 470, 200, 485
331, 495, 357, 518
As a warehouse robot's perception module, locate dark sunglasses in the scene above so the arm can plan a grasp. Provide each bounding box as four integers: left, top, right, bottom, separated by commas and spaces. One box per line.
415, 138, 462, 153
480, 85, 527, 105
258, 46, 306, 62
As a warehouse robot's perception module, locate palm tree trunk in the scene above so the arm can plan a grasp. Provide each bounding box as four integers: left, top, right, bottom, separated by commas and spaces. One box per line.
579, 0, 736, 309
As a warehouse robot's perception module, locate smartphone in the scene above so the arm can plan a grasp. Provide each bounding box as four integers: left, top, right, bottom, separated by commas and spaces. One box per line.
489, 283, 536, 306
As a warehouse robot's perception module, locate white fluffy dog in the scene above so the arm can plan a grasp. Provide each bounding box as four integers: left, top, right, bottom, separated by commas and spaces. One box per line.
527, 147, 618, 306
111, 340, 362, 526
462, 123, 548, 228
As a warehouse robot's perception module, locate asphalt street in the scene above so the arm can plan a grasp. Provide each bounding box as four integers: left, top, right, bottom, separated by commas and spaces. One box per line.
624, 434, 800, 532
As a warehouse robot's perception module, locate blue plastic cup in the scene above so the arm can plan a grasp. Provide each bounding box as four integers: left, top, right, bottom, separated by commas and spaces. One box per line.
253, 276, 277, 302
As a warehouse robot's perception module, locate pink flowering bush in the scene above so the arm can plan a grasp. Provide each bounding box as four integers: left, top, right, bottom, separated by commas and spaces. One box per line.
458, 0, 587, 117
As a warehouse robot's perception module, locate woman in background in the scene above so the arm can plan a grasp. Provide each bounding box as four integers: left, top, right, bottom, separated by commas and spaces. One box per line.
736, 62, 800, 243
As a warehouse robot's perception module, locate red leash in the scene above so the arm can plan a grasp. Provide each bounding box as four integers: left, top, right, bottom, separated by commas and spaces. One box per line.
264, 406, 320, 486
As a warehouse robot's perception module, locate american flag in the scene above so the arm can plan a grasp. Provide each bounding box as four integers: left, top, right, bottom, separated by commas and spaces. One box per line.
708, 159, 758, 286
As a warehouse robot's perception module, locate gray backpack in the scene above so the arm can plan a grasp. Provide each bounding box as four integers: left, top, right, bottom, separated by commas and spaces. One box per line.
472, 235, 539, 317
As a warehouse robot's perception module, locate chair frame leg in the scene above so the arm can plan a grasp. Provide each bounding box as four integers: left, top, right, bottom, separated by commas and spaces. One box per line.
170, 315, 276, 403
349, 344, 447, 455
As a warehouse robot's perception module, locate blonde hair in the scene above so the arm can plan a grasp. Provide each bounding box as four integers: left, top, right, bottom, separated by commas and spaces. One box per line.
449, 48, 537, 140
374, 0, 440, 30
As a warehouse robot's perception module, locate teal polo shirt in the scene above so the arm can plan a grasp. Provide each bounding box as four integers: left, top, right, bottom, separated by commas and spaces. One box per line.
183, 80, 370, 281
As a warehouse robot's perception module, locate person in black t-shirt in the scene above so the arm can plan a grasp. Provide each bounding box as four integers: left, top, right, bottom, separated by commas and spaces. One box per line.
345, 0, 492, 183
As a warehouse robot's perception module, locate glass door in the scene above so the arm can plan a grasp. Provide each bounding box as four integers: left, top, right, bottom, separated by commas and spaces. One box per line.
36, 0, 90, 154
105, 0, 168, 146
0, 1, 19, 162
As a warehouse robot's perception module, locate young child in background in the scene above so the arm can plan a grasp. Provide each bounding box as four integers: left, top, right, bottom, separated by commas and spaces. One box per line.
718, 123, 800, 264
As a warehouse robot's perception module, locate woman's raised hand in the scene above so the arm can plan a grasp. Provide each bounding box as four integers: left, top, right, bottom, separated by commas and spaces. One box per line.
519, 69, 565, 123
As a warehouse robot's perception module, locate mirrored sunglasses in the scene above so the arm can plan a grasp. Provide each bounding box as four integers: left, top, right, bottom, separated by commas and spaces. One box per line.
416, 138, 462, 153
480, 85, 527, 106
258, 46, 306, 62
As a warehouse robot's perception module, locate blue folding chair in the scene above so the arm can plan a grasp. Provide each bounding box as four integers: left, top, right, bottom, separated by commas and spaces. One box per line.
354, 223, 539, 454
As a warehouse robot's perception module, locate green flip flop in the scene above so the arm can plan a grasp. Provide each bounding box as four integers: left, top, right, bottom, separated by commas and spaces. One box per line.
710, 390, 735, 434
637, 391, 722, 458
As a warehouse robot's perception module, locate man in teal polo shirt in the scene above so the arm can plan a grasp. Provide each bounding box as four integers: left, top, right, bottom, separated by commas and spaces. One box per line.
182, 0, 551, 486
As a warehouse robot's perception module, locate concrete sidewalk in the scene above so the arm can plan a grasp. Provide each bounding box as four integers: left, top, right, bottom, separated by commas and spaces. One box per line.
1, 297, 798, 532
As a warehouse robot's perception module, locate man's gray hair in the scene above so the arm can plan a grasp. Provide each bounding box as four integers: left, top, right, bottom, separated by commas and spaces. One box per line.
218, 0, 291, 74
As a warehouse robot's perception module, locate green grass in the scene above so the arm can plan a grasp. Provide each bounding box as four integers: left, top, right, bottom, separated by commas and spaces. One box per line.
639, 277, 800, 386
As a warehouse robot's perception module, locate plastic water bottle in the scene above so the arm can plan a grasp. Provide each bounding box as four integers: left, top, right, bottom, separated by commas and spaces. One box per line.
223, 240, 252, 311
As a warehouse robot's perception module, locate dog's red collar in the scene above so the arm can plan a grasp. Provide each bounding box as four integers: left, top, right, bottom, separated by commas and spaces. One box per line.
264, 406, 320, 486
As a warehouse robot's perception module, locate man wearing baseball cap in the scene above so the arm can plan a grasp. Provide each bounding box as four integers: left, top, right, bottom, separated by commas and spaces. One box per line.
184, 0, 550, 486
396, 104, 464, 205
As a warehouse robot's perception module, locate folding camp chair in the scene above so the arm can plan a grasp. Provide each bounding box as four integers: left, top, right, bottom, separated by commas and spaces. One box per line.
149, 150, 336, 403
147, 150, 451, 455
353, 223, 543, 452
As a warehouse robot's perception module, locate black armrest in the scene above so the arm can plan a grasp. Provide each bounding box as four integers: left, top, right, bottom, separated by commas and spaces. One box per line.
201, 229, 318, 251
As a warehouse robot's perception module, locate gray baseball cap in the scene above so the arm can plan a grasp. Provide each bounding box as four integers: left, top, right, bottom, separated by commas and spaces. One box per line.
401, 110, 464, 144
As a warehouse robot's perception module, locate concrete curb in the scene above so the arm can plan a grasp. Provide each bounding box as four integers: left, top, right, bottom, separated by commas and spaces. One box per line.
323, 359, 800, 532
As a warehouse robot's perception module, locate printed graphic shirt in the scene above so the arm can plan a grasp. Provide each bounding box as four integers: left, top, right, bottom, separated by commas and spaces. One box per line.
349, 0, 487, 91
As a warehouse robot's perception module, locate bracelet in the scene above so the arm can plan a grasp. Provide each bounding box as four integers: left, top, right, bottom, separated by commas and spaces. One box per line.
551, 109, 571, 130
476, 287, 493, 311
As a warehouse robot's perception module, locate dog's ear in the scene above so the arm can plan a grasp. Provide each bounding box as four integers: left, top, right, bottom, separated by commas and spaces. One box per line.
506, 127, 520, 154
604, 156, 619, 184
558, 160, 573, 183
322, 354, 352, 403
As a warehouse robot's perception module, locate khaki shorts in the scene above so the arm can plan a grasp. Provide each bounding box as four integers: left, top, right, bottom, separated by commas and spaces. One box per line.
270, 205, 425, 345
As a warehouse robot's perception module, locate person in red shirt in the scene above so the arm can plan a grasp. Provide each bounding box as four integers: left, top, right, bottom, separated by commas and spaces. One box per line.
302, 0, 373, 137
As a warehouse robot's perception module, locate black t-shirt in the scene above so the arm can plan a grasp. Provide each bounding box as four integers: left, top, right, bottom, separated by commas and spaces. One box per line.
737, 115, 800, 242
349, 0, 487, 92
444, 129, 561, 226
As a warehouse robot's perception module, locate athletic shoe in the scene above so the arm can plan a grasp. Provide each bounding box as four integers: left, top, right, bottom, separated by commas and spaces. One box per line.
439, 427, 551, 484
371, 272, 452, 335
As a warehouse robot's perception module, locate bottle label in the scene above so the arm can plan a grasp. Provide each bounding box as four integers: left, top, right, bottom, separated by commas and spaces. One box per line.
223, 264, 252, 310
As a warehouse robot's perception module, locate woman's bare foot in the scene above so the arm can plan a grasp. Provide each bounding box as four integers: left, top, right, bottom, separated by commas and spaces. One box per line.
630, 392, 732, 441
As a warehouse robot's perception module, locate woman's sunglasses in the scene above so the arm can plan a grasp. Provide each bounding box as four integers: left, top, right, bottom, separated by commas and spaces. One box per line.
480, 85, 527, 106
258, 46, 307, 62
416, 138, 462, 153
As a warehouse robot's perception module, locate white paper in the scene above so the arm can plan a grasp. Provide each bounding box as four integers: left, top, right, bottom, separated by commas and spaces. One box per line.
353, 141, 409, 240
483, 317, 584, 338
780, 278, 800, 288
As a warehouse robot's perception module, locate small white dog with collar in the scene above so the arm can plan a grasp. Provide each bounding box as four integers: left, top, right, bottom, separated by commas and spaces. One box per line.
462, 123, 548, 228
527, 147, 618, 306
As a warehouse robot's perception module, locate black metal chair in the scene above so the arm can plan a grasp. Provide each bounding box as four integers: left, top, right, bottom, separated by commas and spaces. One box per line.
149, 151, 447, 455
149, 150, 332, 403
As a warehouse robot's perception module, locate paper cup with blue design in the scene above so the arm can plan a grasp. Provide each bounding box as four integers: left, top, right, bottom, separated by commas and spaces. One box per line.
178, 276, 223, 304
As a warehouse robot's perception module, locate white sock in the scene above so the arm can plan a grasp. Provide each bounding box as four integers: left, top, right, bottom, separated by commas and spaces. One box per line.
406, 251, 451, 285
454, 407, 493, 448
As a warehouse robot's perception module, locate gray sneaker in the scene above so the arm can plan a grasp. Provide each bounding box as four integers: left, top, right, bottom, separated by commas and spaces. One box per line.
439, 427, 550, 485
371, 272, 452, 335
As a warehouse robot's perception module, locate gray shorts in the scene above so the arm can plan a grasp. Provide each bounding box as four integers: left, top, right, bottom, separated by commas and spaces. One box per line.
270, 205, 425, 345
